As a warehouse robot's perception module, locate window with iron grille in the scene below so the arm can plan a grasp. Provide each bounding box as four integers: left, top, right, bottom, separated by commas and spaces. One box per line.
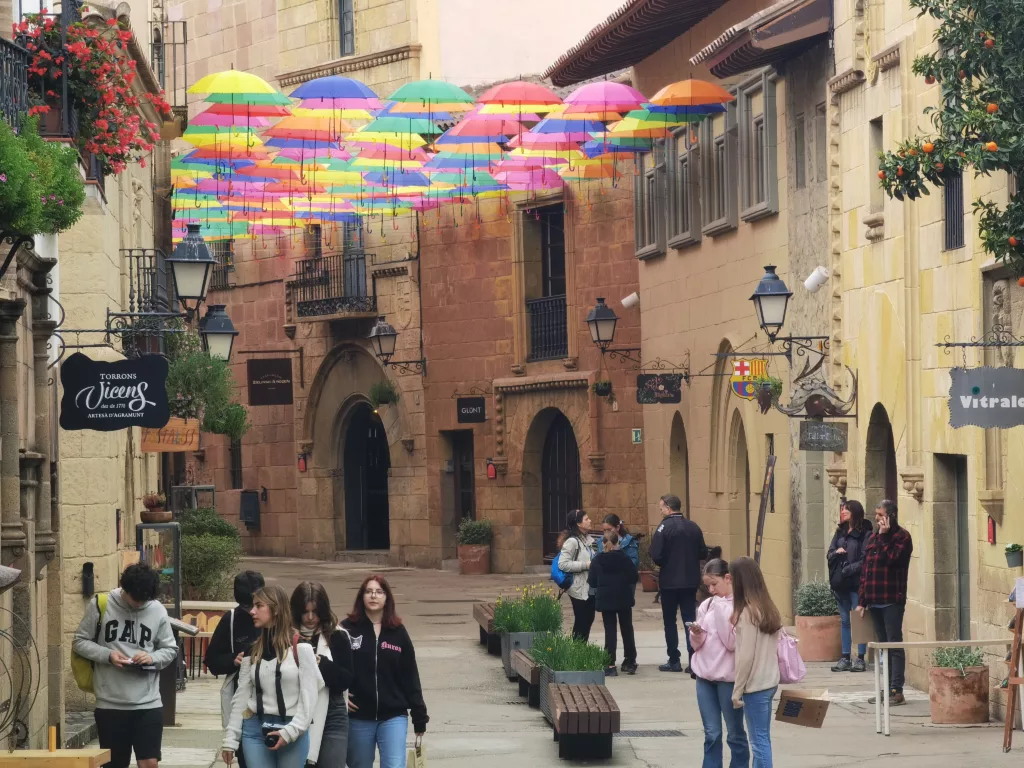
737, 70, 778, 221
229, 438, 243, 490
869, 118, 884, 213
944, 170, 965, 250
814, 102, 828, 183
524, 204, 568, 361
304, 224, 323, 259
794, 114, 806, 190
700, 100, 738, 236
342, 220, 363, 251
669, 130, 701, 249
634, 140, 667, 258
210, 239, 234, 291
339, 0, 354, 56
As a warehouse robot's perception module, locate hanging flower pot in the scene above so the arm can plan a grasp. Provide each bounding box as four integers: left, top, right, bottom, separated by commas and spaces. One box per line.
592, 380, 612, 398
1006, 544, 1023, 568
368, 380, 400, 410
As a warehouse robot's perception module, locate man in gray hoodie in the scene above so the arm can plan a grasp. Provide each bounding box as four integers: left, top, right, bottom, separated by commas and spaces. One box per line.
73, 563, 178, 768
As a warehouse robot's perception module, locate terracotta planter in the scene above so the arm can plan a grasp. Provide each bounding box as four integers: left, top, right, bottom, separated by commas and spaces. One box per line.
638, 570, 659, 592
794, 614, 842, 662
929, 666, 989, 724
458, 544, 491, 575
140, 508, 172, 524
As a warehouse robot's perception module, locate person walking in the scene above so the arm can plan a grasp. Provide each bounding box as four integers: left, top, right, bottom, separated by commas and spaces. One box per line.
588, 529, 639, 676
557, 509, 596, 641
221, 585, 323, 768
650, 494, 708, 674
291, 582, 354, 768
827, 500, 872, 673
729, 557, 781, 768
689, 559, 749, 768
599, 514, 639, 568
72, 563, 179, 768
207, 571, 266, 768
342, 575, 429, 768
857, 499, 914, 705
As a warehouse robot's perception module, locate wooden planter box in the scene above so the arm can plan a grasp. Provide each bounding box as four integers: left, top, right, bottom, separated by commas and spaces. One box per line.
539, 665, 605, 724
501, 632, 540, 681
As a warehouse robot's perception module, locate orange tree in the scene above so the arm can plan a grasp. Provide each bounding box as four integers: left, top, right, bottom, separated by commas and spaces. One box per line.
877, 0, 1024, 271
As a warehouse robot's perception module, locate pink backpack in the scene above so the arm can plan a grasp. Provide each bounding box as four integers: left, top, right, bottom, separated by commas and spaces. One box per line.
777, 630, 806, 684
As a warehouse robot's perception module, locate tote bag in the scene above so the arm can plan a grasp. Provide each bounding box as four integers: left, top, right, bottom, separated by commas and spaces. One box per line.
407, 745, 426, 768
777, 629, 807, 684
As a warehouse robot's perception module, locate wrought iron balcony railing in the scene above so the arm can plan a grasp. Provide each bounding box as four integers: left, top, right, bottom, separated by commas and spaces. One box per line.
290, 252, 376, 319
526, 294, 568, 361
124, 249, 170, 314
0, 38, 30, 132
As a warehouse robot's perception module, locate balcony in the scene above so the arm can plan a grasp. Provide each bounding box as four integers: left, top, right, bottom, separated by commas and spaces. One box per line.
0, 38, 30, 131
526, 295, 568, 361
121, 249, 171, 355
288, 252, 377, 322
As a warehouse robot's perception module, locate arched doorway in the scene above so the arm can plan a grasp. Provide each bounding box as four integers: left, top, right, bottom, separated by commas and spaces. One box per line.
343, 403, 391, 550
669, 412, 690, 517
865, 403, 898, 507
728, 411, 751, 558
541, 412, 582, 557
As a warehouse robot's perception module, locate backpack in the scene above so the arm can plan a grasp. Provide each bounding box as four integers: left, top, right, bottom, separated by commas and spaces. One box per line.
550, 539, 579, 591
777, 629, 806, 684
71, 593, 109, 693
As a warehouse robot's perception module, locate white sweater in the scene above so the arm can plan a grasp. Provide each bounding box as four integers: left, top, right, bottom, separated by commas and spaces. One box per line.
223, 642, 323, 752
558, 536, 594, 601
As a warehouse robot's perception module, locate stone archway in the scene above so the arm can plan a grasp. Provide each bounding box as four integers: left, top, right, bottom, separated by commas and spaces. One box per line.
669, 412, 690, 517
728, 410, 751, 559
865, 403, 898, 508
523, 407, 582, 564
343, 402, 391, 550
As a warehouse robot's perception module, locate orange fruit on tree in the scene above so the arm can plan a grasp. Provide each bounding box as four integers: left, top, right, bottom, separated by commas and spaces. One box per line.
1010, 236, 1019, 247
909, 149, 918, 156
925, 75, 936, 84
1018, 276, 1024, 287
988, 103, 999, 114
878, 170, 886, 179
922, 142, 935, 153
897, 167, 905, 177
959, 69, 967, 79
986, 141, 998, 151
985, 38, 995, 48
935, 162, 945, 171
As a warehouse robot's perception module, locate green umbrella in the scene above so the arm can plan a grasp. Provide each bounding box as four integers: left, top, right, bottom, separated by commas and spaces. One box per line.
204, 92, 293, 106
388, 80, 474, 104
364, 116, 441, 134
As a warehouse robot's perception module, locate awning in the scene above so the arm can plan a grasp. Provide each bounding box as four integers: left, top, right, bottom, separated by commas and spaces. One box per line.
689, 0, 830, 78
544, 0, 729, 87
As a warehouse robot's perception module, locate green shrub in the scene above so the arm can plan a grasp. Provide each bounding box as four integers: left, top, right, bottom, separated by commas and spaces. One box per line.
368, 380, 400, 409
796, 580, 839, 617
638, 535, 656, 571
1006, 543, 1023, 554
456, 518, 493, 545
181, 533, 242, 600
932, 646, 985, 675
179, 507, 240, 540
531, 632, 609, 672
0, 120, 42, 235
493, 584, 563, 633
20, 117, 84, 234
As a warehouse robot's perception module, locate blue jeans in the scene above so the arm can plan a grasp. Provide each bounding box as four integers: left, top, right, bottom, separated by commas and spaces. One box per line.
695, 678, 749, 768
347, 716, 409, 768
836, 591, 866, 657
742, 688, 776, 768
240, 715, 310, 768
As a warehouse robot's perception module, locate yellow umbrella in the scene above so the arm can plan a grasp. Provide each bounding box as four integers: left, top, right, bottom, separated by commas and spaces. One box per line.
189, 70, 281, 95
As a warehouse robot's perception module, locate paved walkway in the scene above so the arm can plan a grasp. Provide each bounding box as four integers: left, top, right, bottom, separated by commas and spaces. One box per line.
94, 557, 1024, 766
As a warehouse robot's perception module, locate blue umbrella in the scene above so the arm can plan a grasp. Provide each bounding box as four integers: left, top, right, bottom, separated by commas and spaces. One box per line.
290, 75, 378, 100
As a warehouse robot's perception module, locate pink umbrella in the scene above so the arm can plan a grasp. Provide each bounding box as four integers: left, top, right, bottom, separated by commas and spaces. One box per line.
190, 112, 272, 127
564, 81, 647, 113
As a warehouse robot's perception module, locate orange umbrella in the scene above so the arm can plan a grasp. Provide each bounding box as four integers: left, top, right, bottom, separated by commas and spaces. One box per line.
649, 79, 735, 107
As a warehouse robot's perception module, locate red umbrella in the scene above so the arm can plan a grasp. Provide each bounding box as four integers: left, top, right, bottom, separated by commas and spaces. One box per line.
478, 80, 562, 106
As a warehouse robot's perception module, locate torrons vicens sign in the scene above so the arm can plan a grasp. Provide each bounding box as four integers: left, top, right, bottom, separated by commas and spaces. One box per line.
59, 352, 170, 431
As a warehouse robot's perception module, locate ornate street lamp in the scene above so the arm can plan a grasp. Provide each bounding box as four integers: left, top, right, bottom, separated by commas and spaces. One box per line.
586, 298, 619, 350
166, 223, 216, 316
749, 265, 793, 343
198, 304, 238, 362
368, 316, 425, 375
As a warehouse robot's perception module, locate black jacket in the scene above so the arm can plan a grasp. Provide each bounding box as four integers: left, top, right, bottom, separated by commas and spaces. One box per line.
299, 628, 354, 694
827, 521, 873, 593
205, 607, 260, 677
341, 616, 429, 733
588, 550, 638, 613
649, 513, 708, 590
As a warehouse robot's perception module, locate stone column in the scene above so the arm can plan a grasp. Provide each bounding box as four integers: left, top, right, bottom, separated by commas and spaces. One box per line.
32, 320, 57, 574
0, 298, 26, 567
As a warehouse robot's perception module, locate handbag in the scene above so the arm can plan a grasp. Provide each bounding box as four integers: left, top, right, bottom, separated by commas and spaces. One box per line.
407, 739, 426, 768
219, 609, 236, 728
777, 629, 806, 684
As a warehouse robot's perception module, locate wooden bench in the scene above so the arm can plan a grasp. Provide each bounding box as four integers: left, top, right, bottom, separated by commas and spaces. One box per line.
511, 649, 541, 708
473, 602, 500, 656
550, 684, 620, 760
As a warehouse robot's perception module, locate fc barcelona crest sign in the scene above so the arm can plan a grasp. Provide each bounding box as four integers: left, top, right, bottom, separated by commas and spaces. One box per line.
730, 358, 768, 400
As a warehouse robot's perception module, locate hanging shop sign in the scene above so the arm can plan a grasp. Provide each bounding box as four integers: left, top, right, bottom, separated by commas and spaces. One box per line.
59, 352, 169, 432
730, 358, 769, 400
636, 374, 683, 404
798, 420, 849, 452
753, 455, 778, 566
141, 417, 200, 453
456, 396, 486, 423
247, 358, 294, 406
948, 366, 1024, 428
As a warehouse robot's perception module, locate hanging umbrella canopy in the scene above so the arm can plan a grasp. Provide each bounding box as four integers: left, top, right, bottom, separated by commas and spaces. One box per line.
190, 112, 273, 127
264, 116, 353, 139
531, 117, 606, 135
478, 80, 562, 106
564, 81, 646, 113
476, 104, 543, 120
363, 115, 443, 135
202, 102, 292, 117
290, 75, 378, 100
190, 70, 280, 95
650, 79, 735, 107
388, 79, 475, 107
295, 99, 384, 113
204, 91, 294, 106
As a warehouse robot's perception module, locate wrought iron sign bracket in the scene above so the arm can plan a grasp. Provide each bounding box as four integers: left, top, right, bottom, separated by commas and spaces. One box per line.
0, 232, 33, 283
715, 336, 831, 364
384, 359, 427, 376
603, 348, 691, 383
452, 386, 491, 398
936, 325, 1024, 350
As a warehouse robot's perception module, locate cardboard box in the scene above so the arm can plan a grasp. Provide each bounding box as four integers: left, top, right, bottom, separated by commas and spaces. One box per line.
775, 689, 830, 728
851, 608, 877, 646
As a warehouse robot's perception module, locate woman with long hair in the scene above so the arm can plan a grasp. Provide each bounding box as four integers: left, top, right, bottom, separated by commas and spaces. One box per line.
290, 582, 353, 768
729, 557, 781, 768
342, 575, 428, 768
557, 509, 596, 640
689, 559, 748, 768
600, 514, 639, 569
222, 585, 322, 768
827, 500, 872, 672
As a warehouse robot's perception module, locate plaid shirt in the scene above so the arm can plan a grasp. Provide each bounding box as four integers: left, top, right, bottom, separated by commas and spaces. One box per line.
858, 526, 913, 606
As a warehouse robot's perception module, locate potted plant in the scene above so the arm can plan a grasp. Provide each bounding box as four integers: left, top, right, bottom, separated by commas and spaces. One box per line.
532, 633, 608, 723
141, 492, 171, 524
928, 647, 989, 724
368, 380, 400, 411
456, 518, 493, 575
752, 375, 784, 415
638, 535, 659, 592
494, 584, 563, 680
794, 580, 841, 662
1007, 543, 1023, 568
592, 380, 613, 398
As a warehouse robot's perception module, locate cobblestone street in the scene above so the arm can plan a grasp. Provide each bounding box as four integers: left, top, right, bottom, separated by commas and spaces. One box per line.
105, 558, 1024, 768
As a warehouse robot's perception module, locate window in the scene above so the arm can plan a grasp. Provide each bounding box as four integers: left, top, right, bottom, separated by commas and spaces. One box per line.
210, 239, 234, 290
540, 205, 566, 297
229, 438, 243, 490
738, 71, 778, 221
524, 203, 568, 361
814, 103, 828, 183
339, 0, 355, 56
452, 431, 476, 520
304, 224, 323, 259
669, 130, 701, 248
634, 140, 667, 258
794, 114, 806, 190
944, 170, 965, 250
869, 118, 884, 213
342, 220, 363, 251
700, 101, 738, 236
